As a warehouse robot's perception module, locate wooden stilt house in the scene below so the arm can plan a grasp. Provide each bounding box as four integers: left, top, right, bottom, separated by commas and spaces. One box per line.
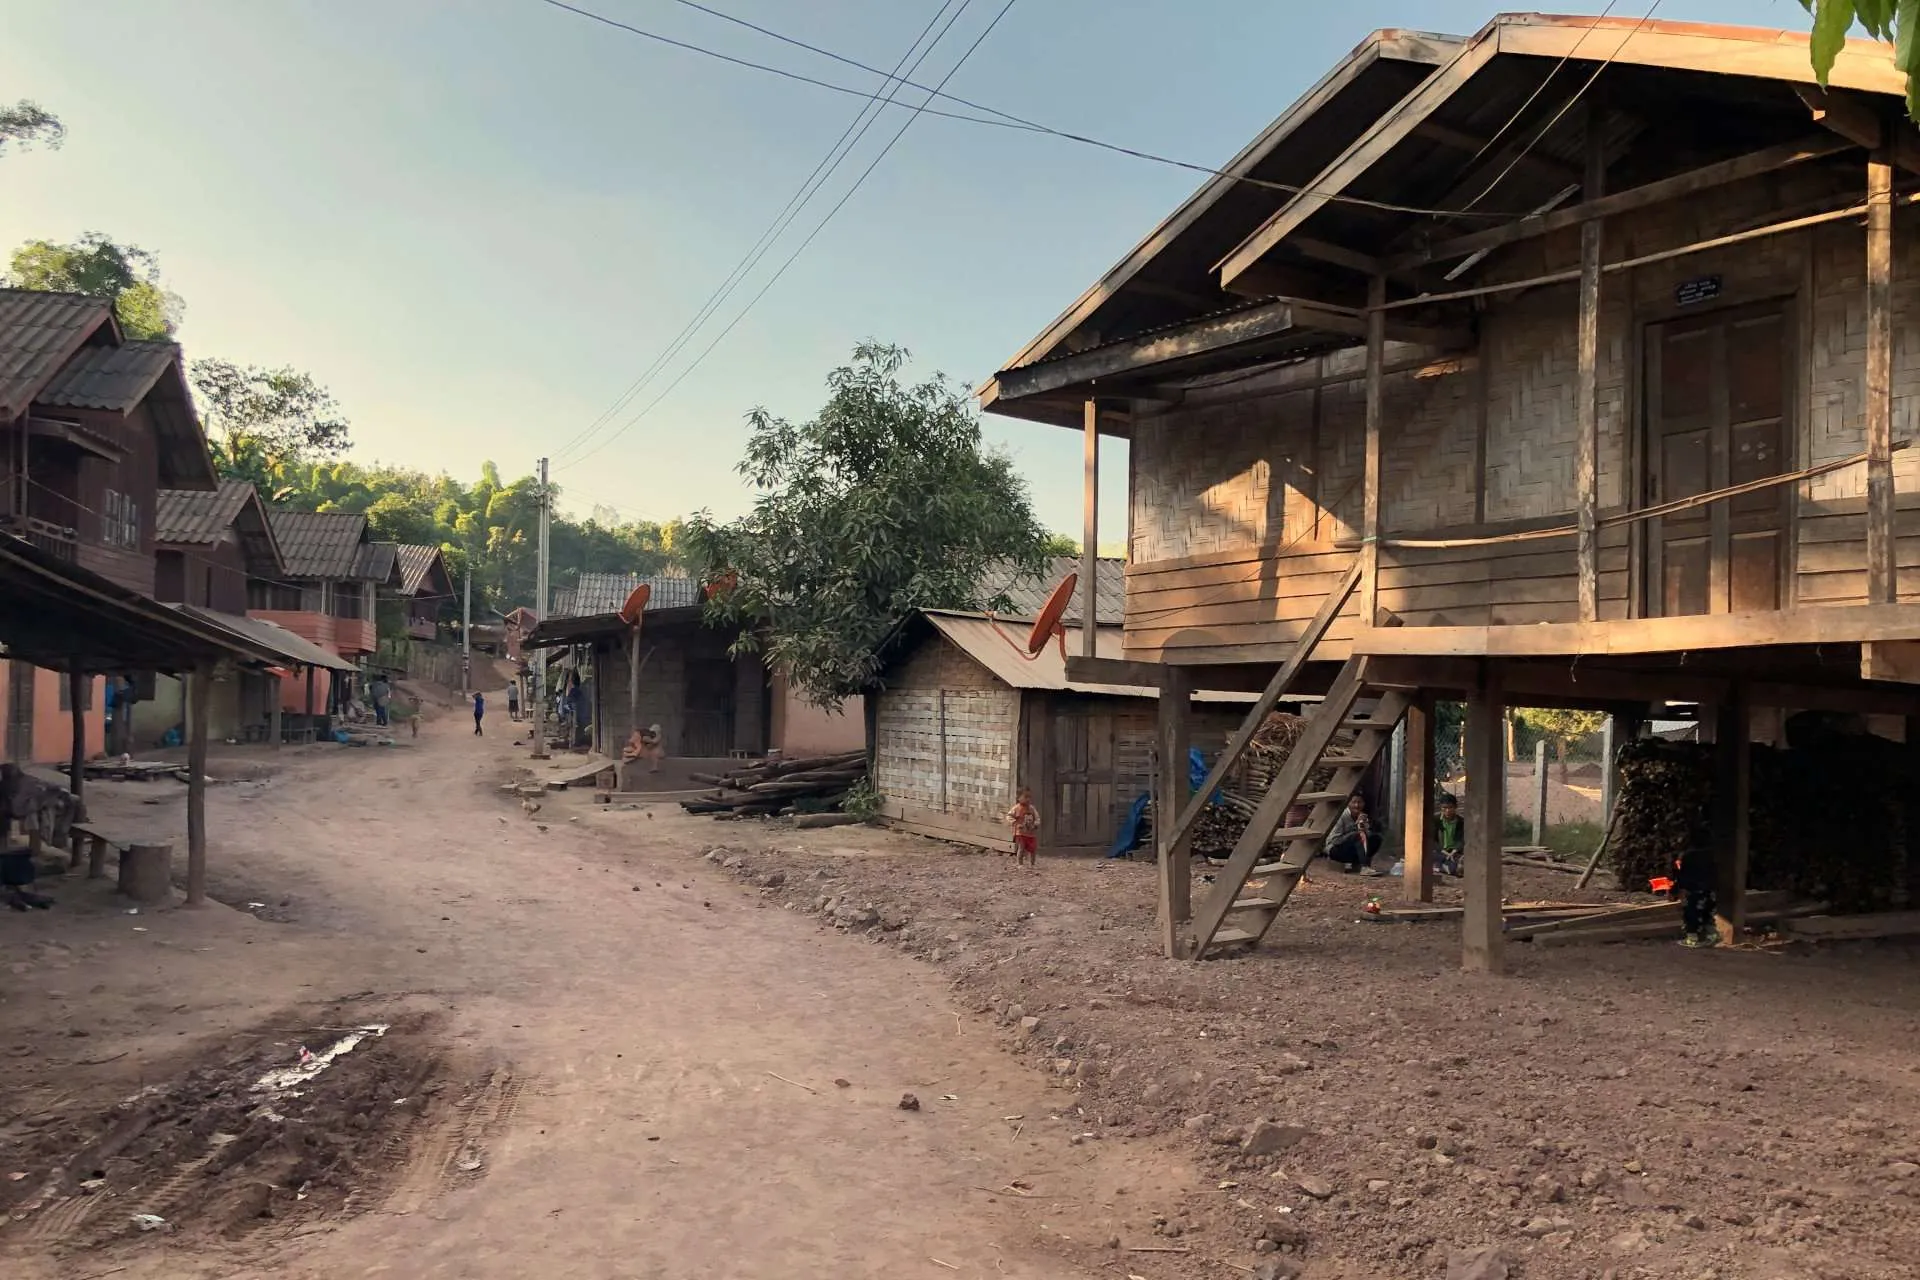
980, 14, 1920, 966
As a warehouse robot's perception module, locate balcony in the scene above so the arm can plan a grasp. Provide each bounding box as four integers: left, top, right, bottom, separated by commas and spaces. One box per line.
2, 514, 79, 563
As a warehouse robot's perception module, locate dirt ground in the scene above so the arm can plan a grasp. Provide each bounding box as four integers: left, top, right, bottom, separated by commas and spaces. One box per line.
4, 695, 1918, 1280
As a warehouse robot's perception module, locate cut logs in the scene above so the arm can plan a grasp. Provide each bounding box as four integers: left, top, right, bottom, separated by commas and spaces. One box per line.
680, 751, 867, 818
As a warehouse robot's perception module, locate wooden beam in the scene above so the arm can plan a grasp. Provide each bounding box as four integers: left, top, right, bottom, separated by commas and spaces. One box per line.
1218, 36, 1501, 289
268, 673, 282, 749
1861, 640, 1920, 683
995, 302, 1308, 401
1576, 107, 1605, 623
186, 662, 211, 906
1061, 655, 1309, 694
1462, 663, 1504, 974
1401, 694, 1435, 903
1082, 398, 1100, 658
1387, 135, 1852, 272
67, 669, 86, 824
1361, 276, 1386, 626
1156, 561, 1361, 868
1355, 604, 1920, 658
1282, 300, 1474, 350
1868, 150, 1896, 605
1156, 665, 1194, 956
1795, 85, 1920, 174
1711, 689, 1751, 936
1413, 118, 1581, 185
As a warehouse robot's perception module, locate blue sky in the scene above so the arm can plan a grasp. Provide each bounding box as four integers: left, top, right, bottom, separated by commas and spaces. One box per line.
3, 0, 1797, 541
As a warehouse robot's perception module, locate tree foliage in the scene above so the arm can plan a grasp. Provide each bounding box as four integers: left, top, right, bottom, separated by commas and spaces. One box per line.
685, 341, 1052, 707
1512, 708, 1608, 781
191, 359, 352, 490
1801, 1, 1920, 117
7, 233, 181, 339
0, 100, 64, 155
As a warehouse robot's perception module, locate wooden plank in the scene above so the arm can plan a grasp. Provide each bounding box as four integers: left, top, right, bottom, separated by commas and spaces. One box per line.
1361, 274, 1385, 626
1082, 398, 1100, 657
1462, 663, 1504, 974
1783, 910, 1920, 940
1576, 106, 1604, 623
1217, 36, 1500, 289
1862, 640, 1920, 683
185, 661, 211, 906
1156, 666, 1193, 956
997, 302, 1303, 401
1388, 135, 1852, 272
1354, 603, 1920, 658
1187, 656, 1373, 957
1868, 152, 1895, 605
1402, 694, 1434, 904
1159, 562, 1361, 885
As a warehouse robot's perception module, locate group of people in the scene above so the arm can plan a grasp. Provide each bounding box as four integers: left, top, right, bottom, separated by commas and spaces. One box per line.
1321, 791, 1467, 879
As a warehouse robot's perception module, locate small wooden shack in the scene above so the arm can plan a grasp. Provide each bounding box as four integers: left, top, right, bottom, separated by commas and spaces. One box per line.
872, 604, 1255, 854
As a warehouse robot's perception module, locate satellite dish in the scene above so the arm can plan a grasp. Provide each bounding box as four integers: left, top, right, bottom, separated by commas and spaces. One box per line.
618, 582, 651, 625
1027, 572, 1078, 657
704, 570, 738, 601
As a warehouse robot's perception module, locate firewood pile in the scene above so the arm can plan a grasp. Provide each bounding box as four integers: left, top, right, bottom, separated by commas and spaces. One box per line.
680, 750, 867, 818
1150, 711, 1345, 857
1608, 733, 1919, 911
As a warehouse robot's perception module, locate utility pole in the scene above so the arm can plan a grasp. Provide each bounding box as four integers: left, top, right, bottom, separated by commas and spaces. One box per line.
530, 457, 551, 760
461, 558, 472, 693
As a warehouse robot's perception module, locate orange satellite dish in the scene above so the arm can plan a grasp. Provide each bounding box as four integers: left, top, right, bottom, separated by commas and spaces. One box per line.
1027, 572, 1078, 657
704, 570, 738, 601
618, 582, 651, 625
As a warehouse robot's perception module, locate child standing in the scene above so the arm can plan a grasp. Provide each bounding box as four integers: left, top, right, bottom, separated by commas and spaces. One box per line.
1675, 845, 1719, 947
1006, 788, 1039, 868
1435, 793, 1465, 878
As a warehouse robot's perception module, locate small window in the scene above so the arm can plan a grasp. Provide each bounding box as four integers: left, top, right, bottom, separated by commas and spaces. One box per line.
101, 489, 140, 549
57, 675, 96, 712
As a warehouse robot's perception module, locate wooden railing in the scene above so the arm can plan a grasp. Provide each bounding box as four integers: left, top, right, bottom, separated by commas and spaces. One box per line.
3, 514, 79, 562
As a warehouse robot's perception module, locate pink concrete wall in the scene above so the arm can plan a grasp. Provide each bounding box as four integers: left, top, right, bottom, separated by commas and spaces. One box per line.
770, 672, 864, 757
1, 661, 106, 765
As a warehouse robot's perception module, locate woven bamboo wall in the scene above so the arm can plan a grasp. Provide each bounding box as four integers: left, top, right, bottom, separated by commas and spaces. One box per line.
873, 634, 1018, 829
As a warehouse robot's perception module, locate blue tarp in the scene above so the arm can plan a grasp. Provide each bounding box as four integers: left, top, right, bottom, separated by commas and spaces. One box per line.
1107, 748, 1221, 858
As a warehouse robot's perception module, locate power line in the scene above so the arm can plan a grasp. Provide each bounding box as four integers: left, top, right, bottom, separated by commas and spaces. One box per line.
562, 0, 1023, 472
531, 0, 1521, 222
551, 0, 971, 465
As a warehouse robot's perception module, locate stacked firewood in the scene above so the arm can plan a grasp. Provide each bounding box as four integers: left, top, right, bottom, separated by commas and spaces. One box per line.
1608, 734, 1916, 910
1148, 711, 1335, 857
680, 750, 867, 818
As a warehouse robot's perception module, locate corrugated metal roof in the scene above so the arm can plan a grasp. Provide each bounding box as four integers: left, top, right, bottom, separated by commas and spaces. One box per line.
568, 572, 701, 616
919, 611, 1253, 703
36, 339, 180, 412
170, 605, 357, 672
154, 480, 254, 544
982, 556, 1125, 626
394, 544, 446, 595
0, 288, 116, 417
267, 510, 367, 578
354, 541, 398, 584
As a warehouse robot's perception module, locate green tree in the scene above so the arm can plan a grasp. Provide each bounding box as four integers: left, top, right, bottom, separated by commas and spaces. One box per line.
1039, 532, 1080, 557
685, 341, 1052, 727
1801, 2, 1920, 116
0, 101, 63, 155
7, 233, 180, 338
1512, 708, 1607, 782
192, 358, 352, 489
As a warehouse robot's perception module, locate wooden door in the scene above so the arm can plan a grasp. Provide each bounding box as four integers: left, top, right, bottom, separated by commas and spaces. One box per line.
1050, 705, 1117, 850
5, 661, 34, 762
1645, 301, 1791, 616
681, 658, 734, 756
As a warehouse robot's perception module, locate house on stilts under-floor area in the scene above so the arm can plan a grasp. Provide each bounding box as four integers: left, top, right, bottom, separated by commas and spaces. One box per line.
979, 13, 1920, 965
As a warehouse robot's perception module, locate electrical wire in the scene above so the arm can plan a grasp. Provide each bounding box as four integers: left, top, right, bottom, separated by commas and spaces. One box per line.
550, 0, 971, 466
562, 0, 1022, 472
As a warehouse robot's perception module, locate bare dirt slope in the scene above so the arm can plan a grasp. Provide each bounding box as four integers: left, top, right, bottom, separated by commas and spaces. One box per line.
2, 707, 1178, 1279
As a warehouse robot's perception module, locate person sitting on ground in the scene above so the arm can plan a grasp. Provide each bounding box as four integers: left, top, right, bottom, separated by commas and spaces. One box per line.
1324, 794, 1383, 876
1675, 845, 1719, 948
622, 724, 665, 774
1436, 793, 1465, 878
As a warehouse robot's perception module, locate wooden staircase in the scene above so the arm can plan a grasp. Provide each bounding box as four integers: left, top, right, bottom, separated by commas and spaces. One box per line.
1184, 655, 1411, 957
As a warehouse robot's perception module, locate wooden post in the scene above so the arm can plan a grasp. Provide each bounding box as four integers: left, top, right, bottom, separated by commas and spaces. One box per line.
1598, 714, 1617, 822
1867, 149, 1895, 604
304, 665, 316, 719
1401, 694, 1435, 903
1576, 107, 1606, 621
1712, 689, 1751, 939
67, 669, 87, 824
1531, 739, 1549, 846
1463, 665, 1505, 974
268, 673, 283, 748
1360, 274, 1386, 625
937, 689, 949, 812
627, 616, 644, 749
185, 661, 211, 905
1081, 397, 1100, 655
1156, 665, 1193, 956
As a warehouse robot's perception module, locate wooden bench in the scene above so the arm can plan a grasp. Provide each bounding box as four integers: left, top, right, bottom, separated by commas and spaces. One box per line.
69, 822, 174, 901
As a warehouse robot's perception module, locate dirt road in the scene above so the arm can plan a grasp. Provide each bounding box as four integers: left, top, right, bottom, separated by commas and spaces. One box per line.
2, 703, 1183, 1279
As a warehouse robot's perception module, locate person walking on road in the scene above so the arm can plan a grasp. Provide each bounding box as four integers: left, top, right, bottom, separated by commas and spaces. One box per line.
507, 681, 521, 721
370, 673, 392, 727
473, 690, 486, 736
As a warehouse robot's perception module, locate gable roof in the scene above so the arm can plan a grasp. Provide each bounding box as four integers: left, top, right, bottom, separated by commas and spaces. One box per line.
569, 572, 702, 617
0, 288, 117, 418
267, 510, 369, 579
981, 13, 1912, 429
353, 541, 400, 586
982, 556, 1124, 626
907, 611, 1252, 703
395, 543, 450, 596
154, 480, 285, 578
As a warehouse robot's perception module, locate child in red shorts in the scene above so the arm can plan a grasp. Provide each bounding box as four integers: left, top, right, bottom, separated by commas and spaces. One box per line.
1006, 788, 1039, 868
